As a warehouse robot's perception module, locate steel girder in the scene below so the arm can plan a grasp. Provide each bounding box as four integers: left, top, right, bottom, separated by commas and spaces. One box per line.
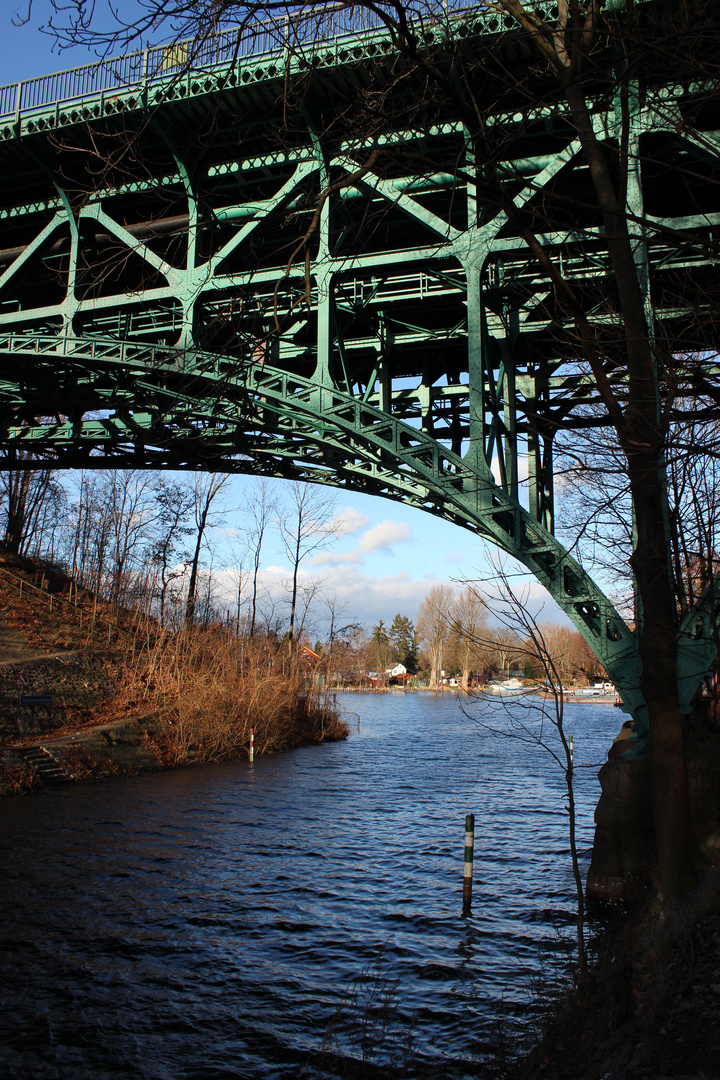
1, 330, 647, 704
0, 328, 717, 733
0, 3, 719, 729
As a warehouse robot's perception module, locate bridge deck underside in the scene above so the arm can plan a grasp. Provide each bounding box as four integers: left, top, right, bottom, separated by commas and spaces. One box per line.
0, 6, 719, 722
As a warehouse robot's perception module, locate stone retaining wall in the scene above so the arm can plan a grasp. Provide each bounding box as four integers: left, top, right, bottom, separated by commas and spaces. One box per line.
0, 714, 164, 793
587, 719, 720, 902
0, 653, 117, 740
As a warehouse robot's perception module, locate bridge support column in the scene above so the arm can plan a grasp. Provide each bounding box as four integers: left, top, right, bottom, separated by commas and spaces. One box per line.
586, 722, 654, 902
314, 267, 334, 387
463, 262, 488, 473
501, 312, 519, 505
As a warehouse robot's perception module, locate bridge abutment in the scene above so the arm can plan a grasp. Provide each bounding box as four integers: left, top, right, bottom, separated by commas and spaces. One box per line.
586, 724, 655, 903
587, 714, 720, 903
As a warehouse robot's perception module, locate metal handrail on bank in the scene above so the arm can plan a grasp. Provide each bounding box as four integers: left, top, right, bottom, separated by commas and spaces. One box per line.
0, 562, 130, 643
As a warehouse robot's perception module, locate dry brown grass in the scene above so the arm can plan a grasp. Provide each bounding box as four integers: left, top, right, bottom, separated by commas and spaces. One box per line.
0, 760, 41, 795
119, 629, 348, 767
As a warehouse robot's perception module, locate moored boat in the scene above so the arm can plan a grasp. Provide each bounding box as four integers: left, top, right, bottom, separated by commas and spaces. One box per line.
485, 677, 526, 696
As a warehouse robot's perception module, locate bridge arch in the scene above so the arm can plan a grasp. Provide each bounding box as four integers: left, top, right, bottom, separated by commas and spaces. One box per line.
1, 3, 719, 748
0, 329, 659, 721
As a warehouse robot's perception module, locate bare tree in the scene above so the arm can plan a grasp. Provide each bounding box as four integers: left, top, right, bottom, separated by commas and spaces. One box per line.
277, 481, 339, 638
417, 583, 456, 688
450, 587, 489, 688
536, 623, 589, 686
290, 573, 325, 643
1, 461, 54, 556
25, 476, 66, 564
487, 627, 521, 680
105, 471, 158, 610
465, 573, 588, 974
151, 477, 195, 626
246, 478, 276, 637
184, 473, 229, 627
320, 590, 361, 687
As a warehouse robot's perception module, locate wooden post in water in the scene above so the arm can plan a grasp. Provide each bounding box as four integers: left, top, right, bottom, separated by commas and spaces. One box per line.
462, 813, 475, 915
249, 726, 254, 764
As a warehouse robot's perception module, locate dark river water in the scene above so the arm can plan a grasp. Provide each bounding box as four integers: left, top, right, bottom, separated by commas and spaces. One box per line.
0, 691, 618, 1079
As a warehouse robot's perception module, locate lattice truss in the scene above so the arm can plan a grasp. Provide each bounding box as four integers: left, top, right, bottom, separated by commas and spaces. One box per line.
0, 5, 719, 718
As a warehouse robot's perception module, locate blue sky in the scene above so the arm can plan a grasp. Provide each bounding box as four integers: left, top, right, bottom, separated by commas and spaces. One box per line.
1, 1, 571, 634
3, 2, 99, 81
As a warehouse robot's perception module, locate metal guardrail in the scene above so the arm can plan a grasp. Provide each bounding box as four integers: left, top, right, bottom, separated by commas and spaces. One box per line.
0, 1, 487, 123
0, 5, 401, 122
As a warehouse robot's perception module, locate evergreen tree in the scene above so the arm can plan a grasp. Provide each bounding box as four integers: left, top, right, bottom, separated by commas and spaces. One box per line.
370, 619, 391, 672
388, 613, 418, 672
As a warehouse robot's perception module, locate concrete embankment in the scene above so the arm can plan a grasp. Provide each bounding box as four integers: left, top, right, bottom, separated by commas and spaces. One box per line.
0, 651, 116, 741
0, 647, 158, 792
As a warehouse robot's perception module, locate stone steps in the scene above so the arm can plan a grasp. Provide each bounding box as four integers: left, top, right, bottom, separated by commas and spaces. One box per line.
19, 745, 72, 786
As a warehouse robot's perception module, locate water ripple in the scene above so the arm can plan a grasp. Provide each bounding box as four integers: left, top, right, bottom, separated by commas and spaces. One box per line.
0, 692, 614, 1078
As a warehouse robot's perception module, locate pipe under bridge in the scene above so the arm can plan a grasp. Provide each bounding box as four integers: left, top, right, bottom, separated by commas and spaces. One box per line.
0, 1, 718, 732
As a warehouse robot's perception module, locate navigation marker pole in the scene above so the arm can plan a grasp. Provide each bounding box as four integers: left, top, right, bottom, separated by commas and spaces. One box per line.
249, 726, 254, 765
462, 813, 475, 916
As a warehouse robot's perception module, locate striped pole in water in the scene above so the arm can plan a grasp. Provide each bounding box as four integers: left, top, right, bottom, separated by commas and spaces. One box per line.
462, 813, 475, 915
249, 726, 254, 764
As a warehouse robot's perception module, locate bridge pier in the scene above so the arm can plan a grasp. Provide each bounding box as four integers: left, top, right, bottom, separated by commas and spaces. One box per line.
586, 723, 654, 903
588, 710, 720, 903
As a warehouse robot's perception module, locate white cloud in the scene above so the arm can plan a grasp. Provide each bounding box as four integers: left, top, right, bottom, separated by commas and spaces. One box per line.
261, 564, 288, 578
444, 549, 466, 564
203, 559, 472, 632
332, 506, 370, 537
358, 520, 412, 554
305, 565, 443, 625
311, 550, 362, 567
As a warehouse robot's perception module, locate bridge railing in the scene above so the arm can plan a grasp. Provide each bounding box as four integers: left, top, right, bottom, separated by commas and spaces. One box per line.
0, 1, 479, 122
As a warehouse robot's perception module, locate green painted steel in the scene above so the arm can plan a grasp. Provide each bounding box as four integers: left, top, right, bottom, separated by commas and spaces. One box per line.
0, 328, 678, 729
0, 1, 718, 732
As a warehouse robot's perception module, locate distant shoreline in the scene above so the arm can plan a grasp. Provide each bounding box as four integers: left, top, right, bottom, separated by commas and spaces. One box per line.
336, 686, 622, 704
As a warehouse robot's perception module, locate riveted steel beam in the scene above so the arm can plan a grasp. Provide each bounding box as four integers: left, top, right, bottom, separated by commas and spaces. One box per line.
1, 1, 720, 732
0, 330, 647, 709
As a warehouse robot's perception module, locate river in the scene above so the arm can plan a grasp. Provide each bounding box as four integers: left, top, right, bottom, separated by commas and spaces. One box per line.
0, 690, 618, 1079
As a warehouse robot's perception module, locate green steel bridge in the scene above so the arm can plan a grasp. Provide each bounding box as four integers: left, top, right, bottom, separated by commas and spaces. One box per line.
0, 2, 719, 729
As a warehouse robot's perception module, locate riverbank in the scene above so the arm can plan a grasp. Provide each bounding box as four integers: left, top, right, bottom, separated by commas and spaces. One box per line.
0, 639, 349, 796
0, 693, 349, 794
0, 712, 165, 792
0, 551, 348, 794
506, 868, 720, 1080
503, 703, 720, 1080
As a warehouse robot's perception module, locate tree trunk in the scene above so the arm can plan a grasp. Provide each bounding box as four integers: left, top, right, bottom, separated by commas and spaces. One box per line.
4, 470, 31, 554
184, 498, 209, 628
561, 78, 705, 898
288, 527, 302, 638
630, 459, 707, 895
